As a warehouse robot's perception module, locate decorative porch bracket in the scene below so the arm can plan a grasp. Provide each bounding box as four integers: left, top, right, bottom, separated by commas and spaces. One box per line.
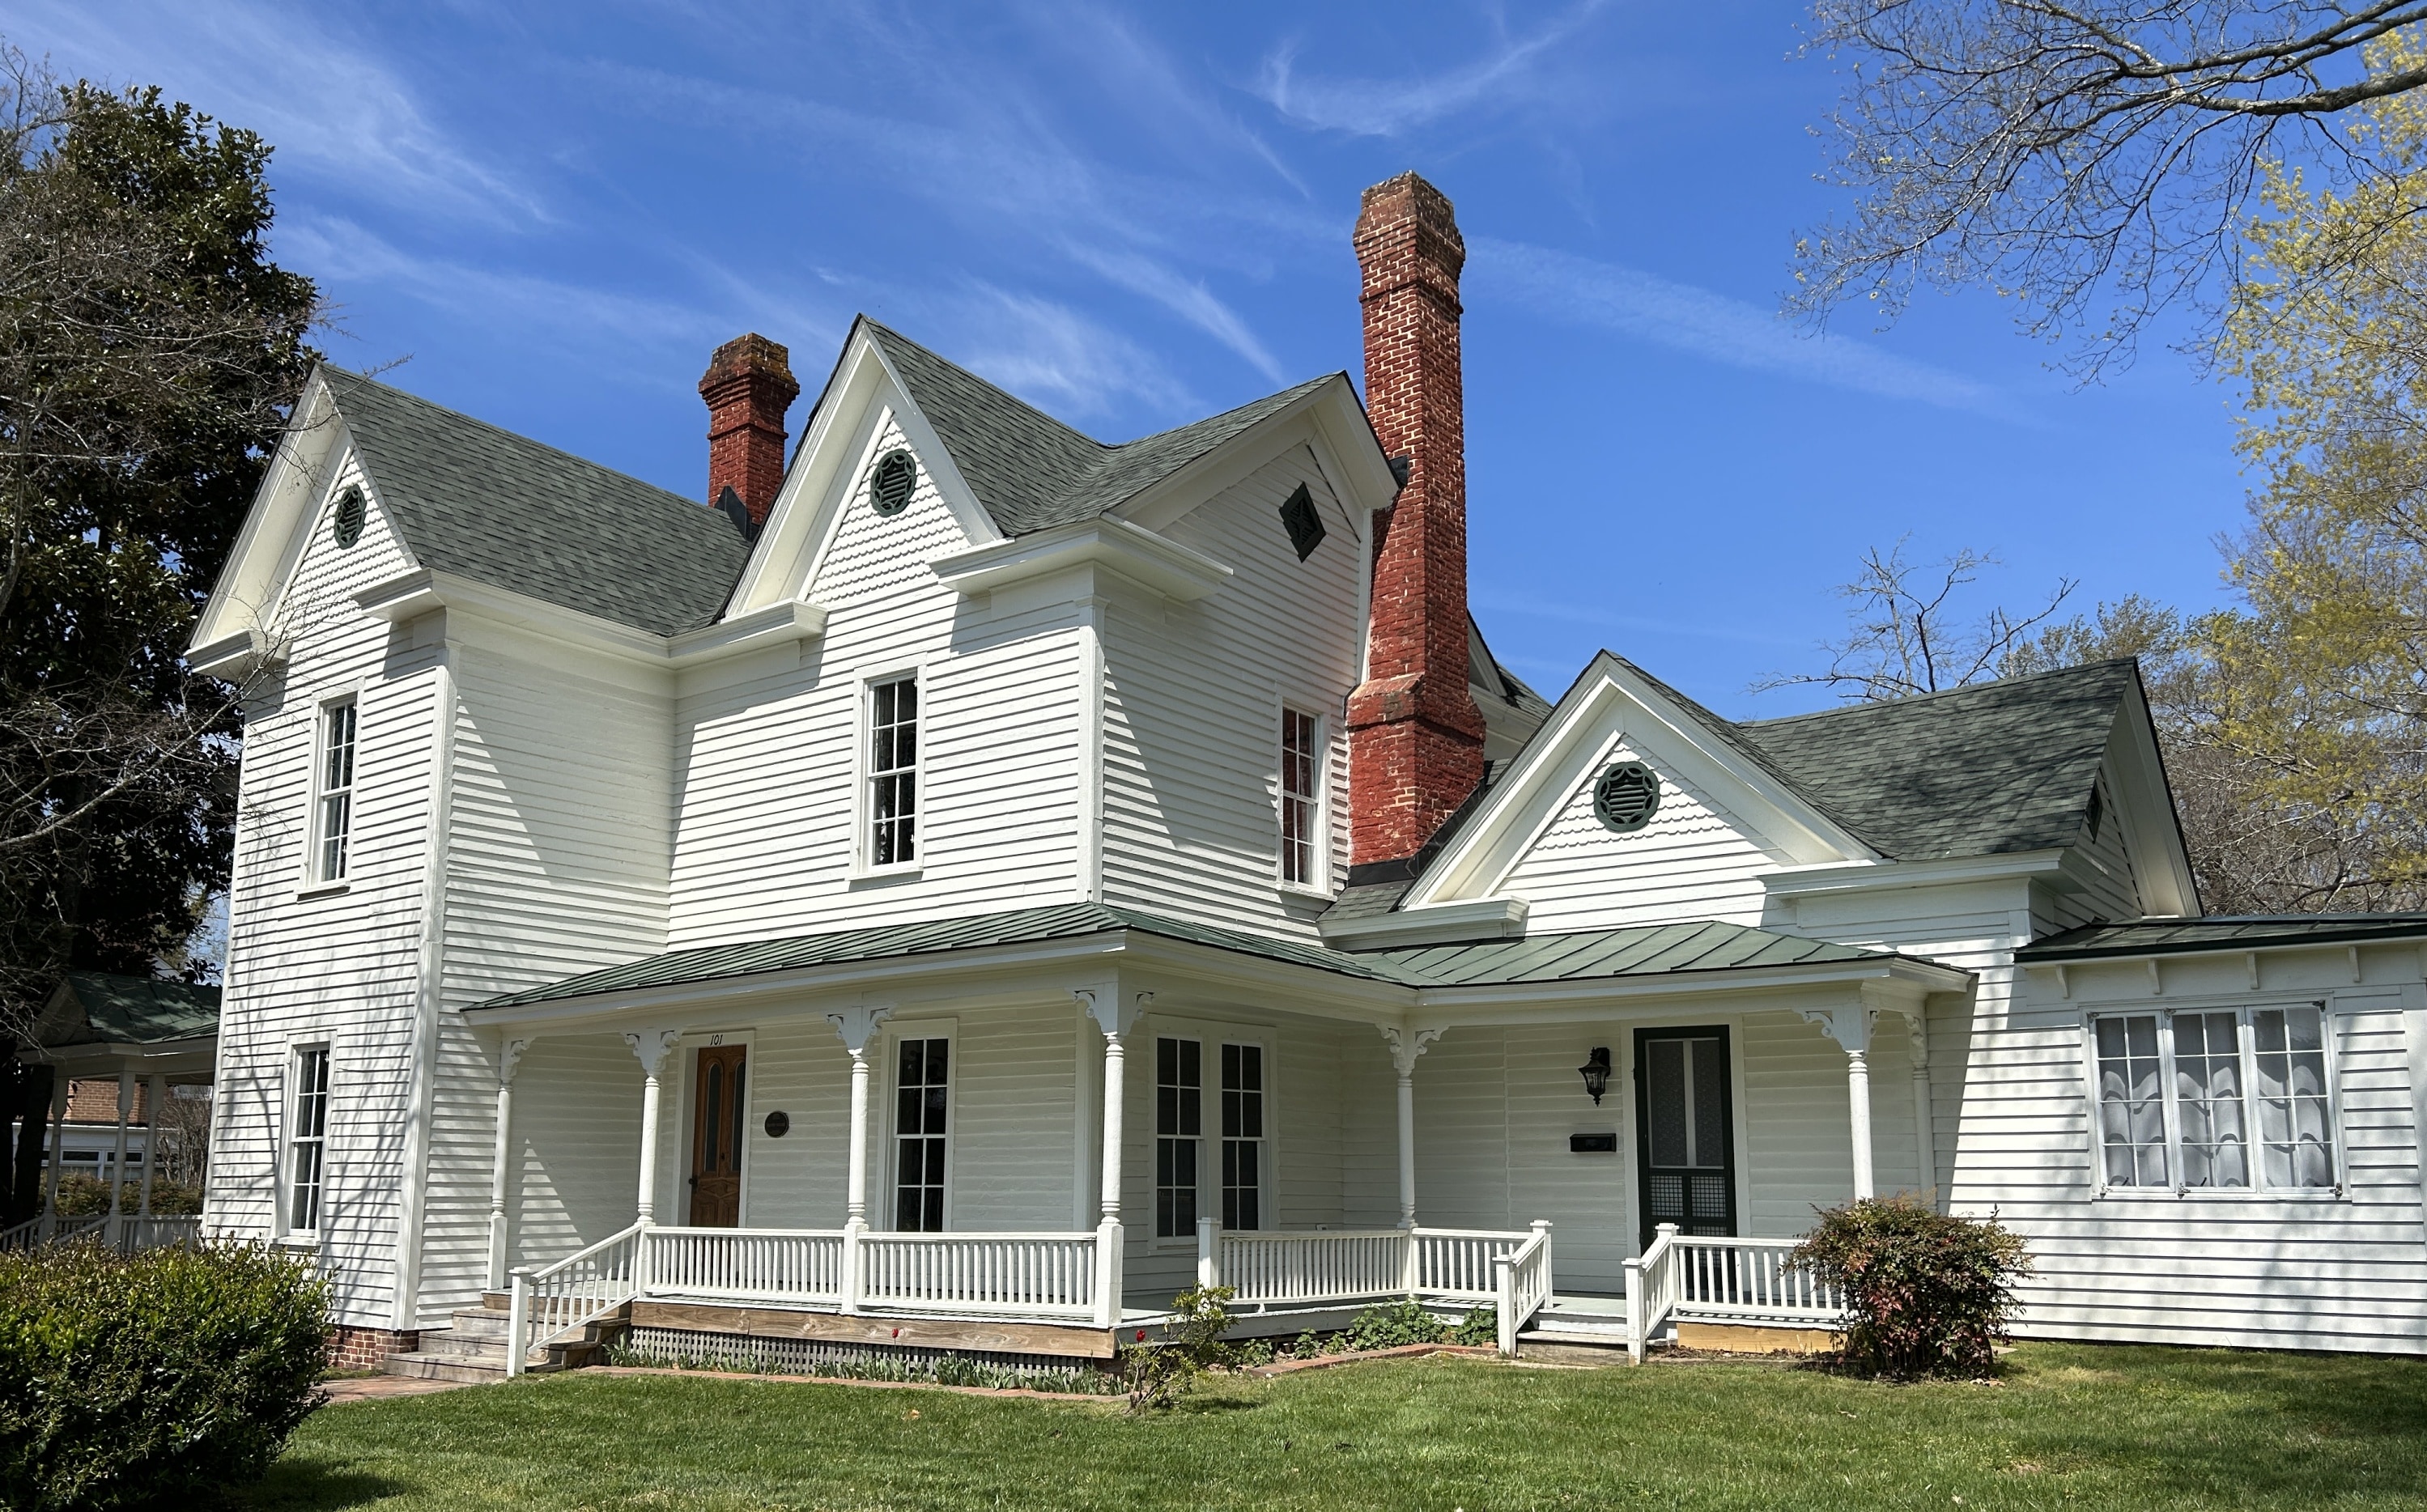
1378, 1026, 1444, 1237
826, 1002, 895, 1315
1075, 985, 1146, 1329
1799, 987, 1929, 1204
487, 1035, 533, 1291
621, 1029, 683, 1231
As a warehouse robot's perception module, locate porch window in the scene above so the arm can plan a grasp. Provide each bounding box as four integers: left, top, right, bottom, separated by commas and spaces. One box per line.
1155, 1037, 1200, 1238
287, 1045, 330, 1234
894, 1038, 948, 1230
1220, 1043, 1264, 1230
869, 676, 917, 867
315, 699, 357, 882
1279, 708, 1319, 887
2090, 1004, 2336, 1193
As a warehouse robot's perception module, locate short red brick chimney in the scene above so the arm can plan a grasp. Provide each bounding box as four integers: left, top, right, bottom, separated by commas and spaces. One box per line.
1346, 172, 1486, 874
699, 333, 800, 533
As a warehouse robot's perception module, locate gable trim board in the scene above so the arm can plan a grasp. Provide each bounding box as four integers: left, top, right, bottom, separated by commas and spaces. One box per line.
352, 568, 827, 673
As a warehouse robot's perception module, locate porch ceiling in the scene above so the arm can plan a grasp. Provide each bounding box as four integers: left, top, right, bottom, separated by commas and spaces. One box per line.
461, 902, 1966, 1022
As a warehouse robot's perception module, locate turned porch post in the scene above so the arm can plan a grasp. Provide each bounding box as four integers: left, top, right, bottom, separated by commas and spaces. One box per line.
105, 1072, 134, 1246
1800, 1000, 1878, 1202
827, 1004, 894, 1315
137, 1074, 166, 1225
487, 1038, 529, 1291
622, 1030, 683, 1225
1077, 987, 1144, 1329
1909, 1015, 1936, 1204
1379, 1026, 1443, 1230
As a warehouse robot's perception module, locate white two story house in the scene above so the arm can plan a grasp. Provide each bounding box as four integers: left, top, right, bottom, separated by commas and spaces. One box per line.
188, 173, 2427, 1375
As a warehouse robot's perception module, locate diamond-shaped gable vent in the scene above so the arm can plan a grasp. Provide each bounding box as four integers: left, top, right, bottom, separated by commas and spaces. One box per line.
1279, 482, 1325, 561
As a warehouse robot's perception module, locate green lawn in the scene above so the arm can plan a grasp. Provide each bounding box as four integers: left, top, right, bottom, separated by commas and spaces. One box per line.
242, 1343, 2427, 1511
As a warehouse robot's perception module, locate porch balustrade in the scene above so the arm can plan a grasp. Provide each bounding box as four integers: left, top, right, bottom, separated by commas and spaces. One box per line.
852, 1230, 1099, 1320
1623, 1224, 1847, 1362
646, 1226, 844, 1306
0, 1213, 198, 1255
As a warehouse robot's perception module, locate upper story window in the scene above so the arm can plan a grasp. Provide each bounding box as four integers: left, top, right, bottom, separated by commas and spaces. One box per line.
1279, 708, 1320, 887
2090, 1004, 2336, 1194
287, 1045, 331, 1234
869, 676, 917, 867
315, 699, 358, 882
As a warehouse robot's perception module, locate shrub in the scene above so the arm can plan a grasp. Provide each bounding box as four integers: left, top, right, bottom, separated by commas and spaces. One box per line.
1344, 1299, 1445, 1352
53, 1174, 203, 1217
0, 1242, 329, 1510
1791, 1196, 2031, 1380
1447, 1303, 1498, 1348
1119, 1285, 1236, 1413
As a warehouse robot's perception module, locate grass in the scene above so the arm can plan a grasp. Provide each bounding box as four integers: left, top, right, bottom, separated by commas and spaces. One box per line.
240, 1342, 2427, 1510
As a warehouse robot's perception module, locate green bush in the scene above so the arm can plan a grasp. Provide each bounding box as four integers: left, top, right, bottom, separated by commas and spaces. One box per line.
1119, 1286, 1238, 1413
1791, 1196, 2031, 1380
1447, 1303, 1498, 1347
1344, 1299, 1446, 1352
0, 1242, 329, 1510
52, 1174, 203, 1217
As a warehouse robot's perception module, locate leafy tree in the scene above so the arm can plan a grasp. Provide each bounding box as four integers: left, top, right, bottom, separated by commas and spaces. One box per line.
1797, 2, 2427, 371
0, 47, 317, 1204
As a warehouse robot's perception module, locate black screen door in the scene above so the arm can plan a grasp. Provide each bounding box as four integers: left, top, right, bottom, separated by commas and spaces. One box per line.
1634, 1026, 1736, 1248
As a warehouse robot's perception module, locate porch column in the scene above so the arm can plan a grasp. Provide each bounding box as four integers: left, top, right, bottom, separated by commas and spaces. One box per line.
39, 1072, 67, 1238
487, 1038, 530, 1291
1800, 1002, 1877, 1201
827, 1005, 894, 1317
622, 1030, 682, 1225
106, 1072, 134, 1245
1077, 986, 1144, 1329
1908, 1015, 1936, 1204
1379, 1026, 1443, 1229
137, 1074, 166, 1224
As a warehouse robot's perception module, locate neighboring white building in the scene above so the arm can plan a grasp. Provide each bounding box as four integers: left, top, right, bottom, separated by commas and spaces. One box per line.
186, 173, 2427, 1376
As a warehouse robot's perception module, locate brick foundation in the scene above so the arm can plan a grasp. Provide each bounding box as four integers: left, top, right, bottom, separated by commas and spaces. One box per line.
327, 1325, 419, 1371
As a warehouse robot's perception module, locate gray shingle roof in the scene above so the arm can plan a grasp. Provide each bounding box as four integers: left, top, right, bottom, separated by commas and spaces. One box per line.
325, 367, 750, 636
467, 903, 1906, 1012
2018, 915, 2427, 961
862, 321, 1341, 536
1736, 659, 2140, 860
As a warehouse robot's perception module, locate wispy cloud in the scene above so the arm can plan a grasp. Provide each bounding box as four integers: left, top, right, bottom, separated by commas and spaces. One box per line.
1255, 2, 1607, 137
1468, 238, 2009, 415
9, 0, 542, 226
946, 284, 1200, 423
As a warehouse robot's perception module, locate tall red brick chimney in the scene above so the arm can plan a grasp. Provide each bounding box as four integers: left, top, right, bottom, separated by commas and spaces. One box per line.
1346, 172, 1486, 873
699, 333, 800, 533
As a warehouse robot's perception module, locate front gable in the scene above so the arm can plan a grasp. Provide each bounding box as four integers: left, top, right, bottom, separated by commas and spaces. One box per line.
1402, 655, 1876, 931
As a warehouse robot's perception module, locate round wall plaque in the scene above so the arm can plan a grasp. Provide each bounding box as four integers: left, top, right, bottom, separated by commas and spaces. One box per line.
763, 1110, 791, 1139
869, 448, 917, 516
1592, 761, 1661, 833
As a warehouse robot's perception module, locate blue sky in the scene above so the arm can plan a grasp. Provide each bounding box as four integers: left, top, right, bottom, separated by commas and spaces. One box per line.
26, 1, 2249, 716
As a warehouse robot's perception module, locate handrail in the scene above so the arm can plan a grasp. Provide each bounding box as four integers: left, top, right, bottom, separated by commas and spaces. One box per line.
507, 1221, 647, 1377
646, 1226, 844, 1306
1624, 1229, 1841, 1363
1624, 1223, 1681, 1363
852, 1229, 1097, 1319
1492, 1221, 1554, 1355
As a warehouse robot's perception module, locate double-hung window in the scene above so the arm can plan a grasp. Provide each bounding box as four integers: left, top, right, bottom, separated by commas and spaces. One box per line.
1220, 1043, 1265, 1230
315, 699, 357, 883
2090, 1004, 2336, 1194
894, 1037, 949, 1230
1279, 708, 1320, 887
287, 1046, 331, 1235
1155, 1037, 1201, 1238
869, 676, 917, 868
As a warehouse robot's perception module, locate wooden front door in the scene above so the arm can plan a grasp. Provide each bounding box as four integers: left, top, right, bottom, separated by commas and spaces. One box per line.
1634, 1026, 1736, 1249
688, 1045, 746, 1228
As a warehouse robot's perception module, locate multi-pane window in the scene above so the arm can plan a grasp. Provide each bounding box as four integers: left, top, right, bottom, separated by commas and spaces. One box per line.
316, 700, 357, 882
2091, 1004, 2336, 1193
869, 677, 918, 867
1155, 1037, 1201, 1238
894, 1038, 949, 1230
287, 1046, 331, 1234
1279, 709, 1319, 886
1220, 1043, 1265, 1230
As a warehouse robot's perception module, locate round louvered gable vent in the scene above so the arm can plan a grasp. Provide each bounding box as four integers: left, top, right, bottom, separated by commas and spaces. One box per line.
869, 448, 918, 517
331, 486, 366, 549
1592, 761, 1661, 833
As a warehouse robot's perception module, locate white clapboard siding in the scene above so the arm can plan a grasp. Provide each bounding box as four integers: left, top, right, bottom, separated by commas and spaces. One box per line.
1100, 448, 1362, 938
1498, 740, 1780, 934
508, 1033, 645, 1267
210, 448, 435, 1329
669, 414, 1083, 947
735, 1016, 852, 1230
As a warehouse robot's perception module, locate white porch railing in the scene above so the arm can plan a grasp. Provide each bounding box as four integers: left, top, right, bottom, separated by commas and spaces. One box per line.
852, 1230, 1099, 1321
1623, 1224, 1846, 1362
507, 1221, 646, 1377
647, 1227, 844, 1306
110, 1215, 204, 1253
0, 1214, 113, 1253
1198, 1221, 1551, 1351
1494, 1222, 1554, 1355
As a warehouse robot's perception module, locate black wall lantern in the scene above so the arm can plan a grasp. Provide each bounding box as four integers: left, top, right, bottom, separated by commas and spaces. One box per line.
1579, 1047, 1612, 1106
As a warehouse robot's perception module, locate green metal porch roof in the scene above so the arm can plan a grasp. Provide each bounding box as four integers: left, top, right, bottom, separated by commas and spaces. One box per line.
2018, 915, 2427, 962
469, 903, 1907, 1012
37, 973, 221, 1047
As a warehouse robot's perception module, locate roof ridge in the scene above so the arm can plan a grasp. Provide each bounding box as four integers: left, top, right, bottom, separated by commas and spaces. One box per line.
324, 365, 702, 515
1741, 656, 2138, 730
857, 319, 1112, 452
